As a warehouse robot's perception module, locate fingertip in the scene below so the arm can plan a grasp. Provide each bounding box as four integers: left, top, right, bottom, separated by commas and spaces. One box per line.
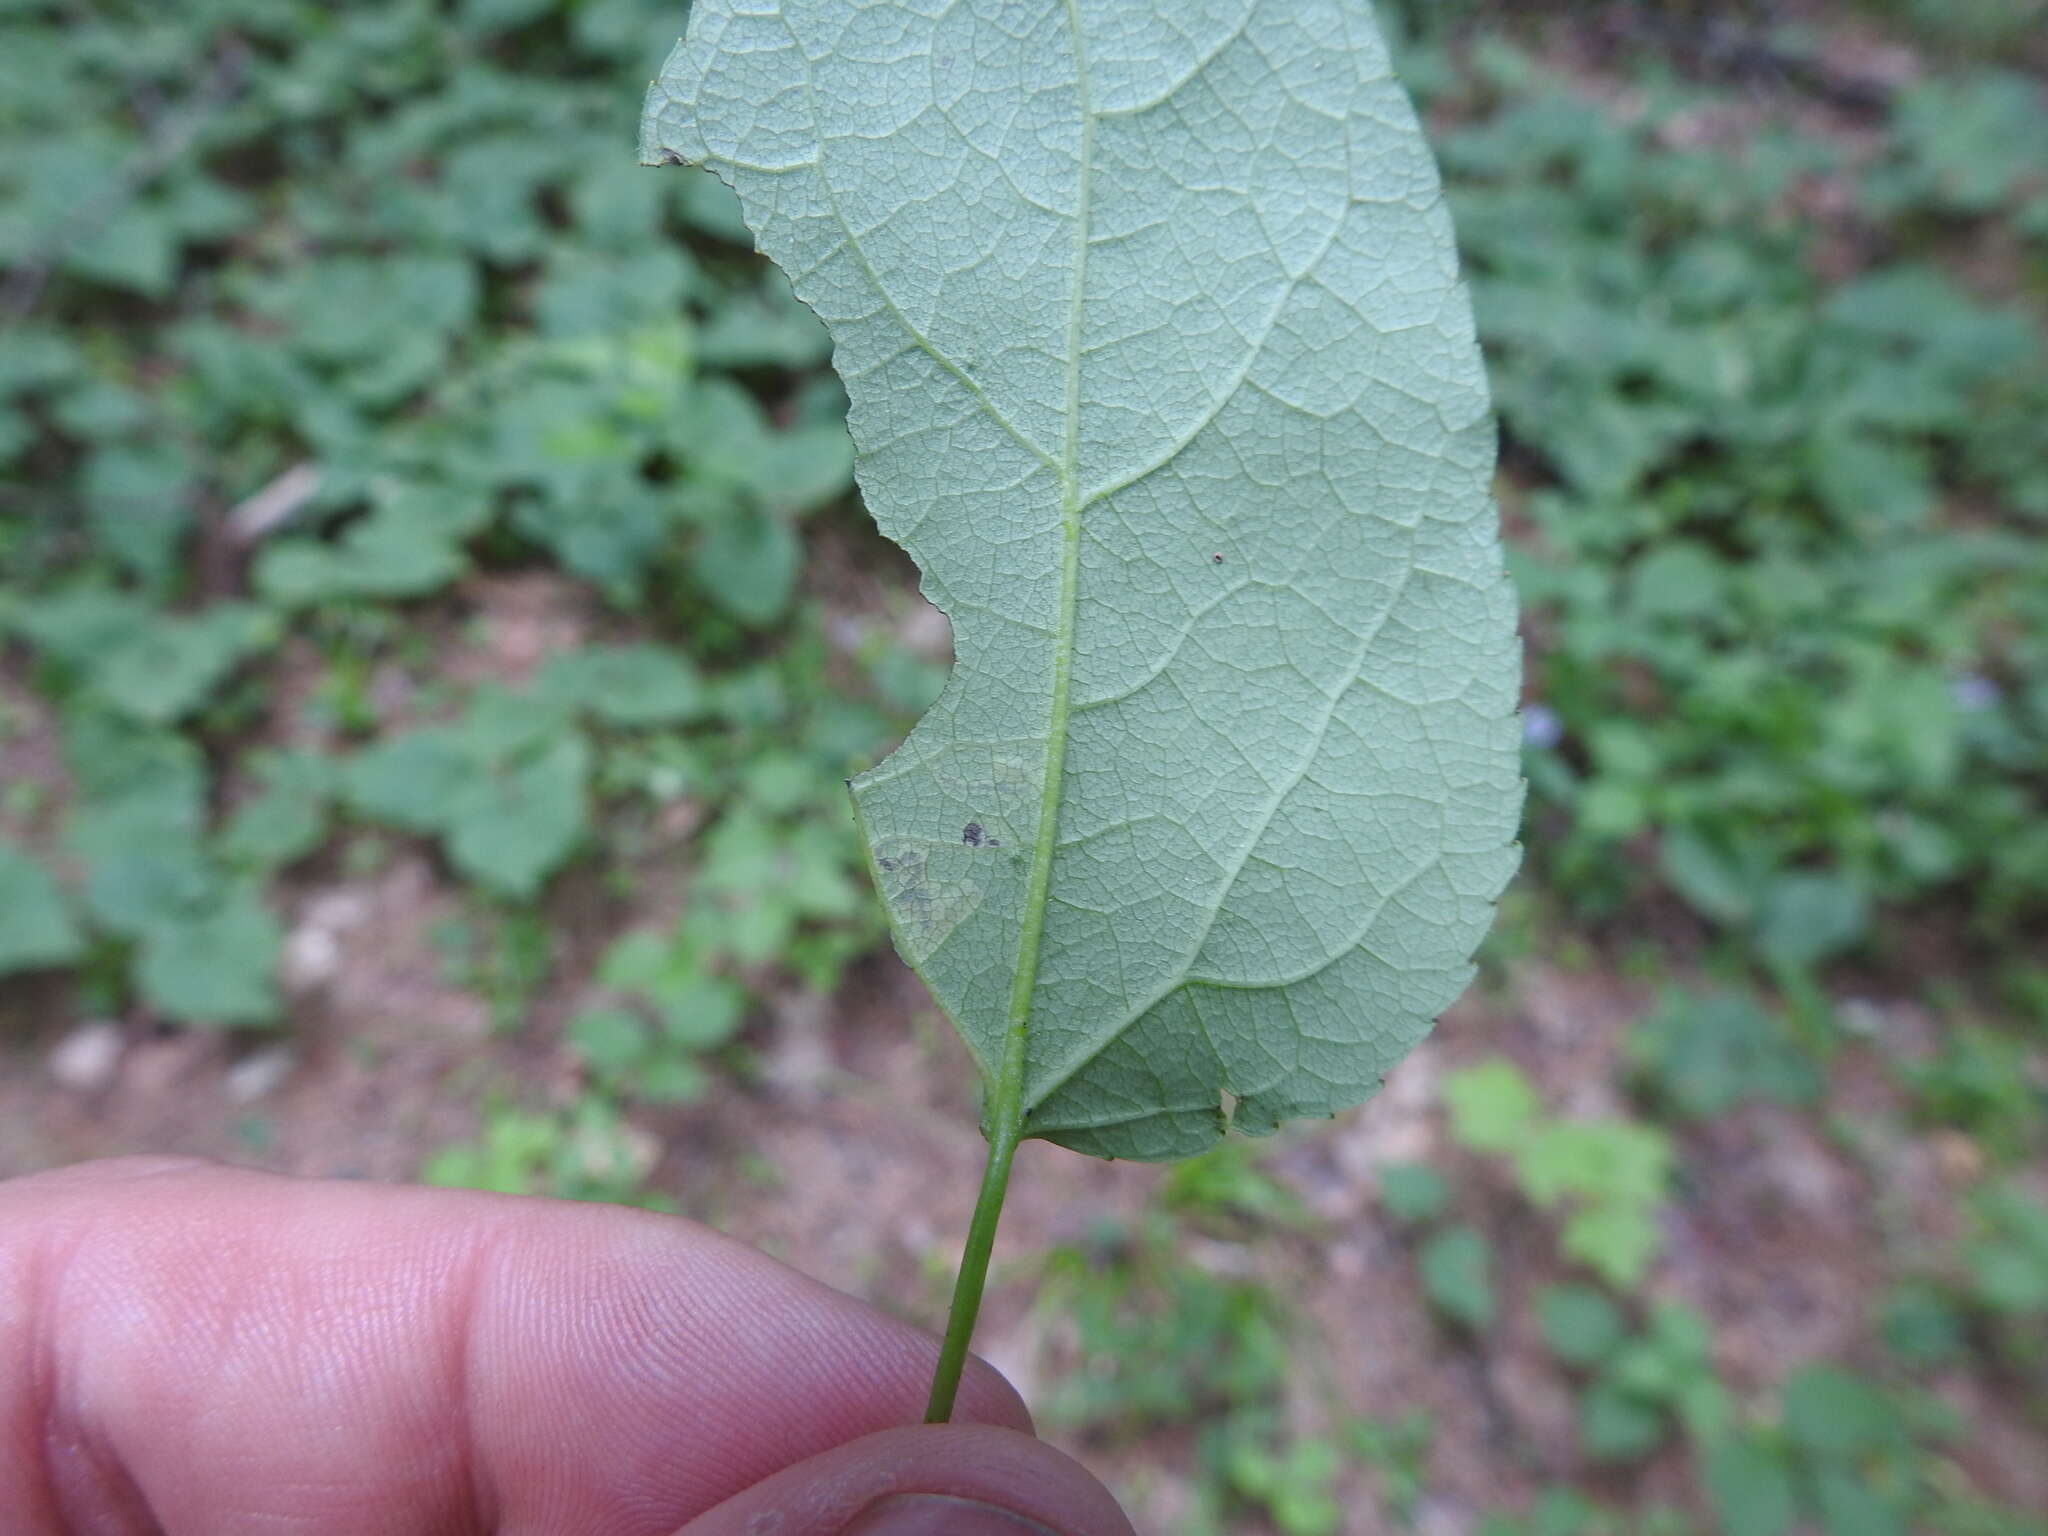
672, 1425, 1134, 1536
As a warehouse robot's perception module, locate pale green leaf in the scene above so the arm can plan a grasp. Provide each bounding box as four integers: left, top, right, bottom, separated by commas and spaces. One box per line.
1442, 1058, 1541, 1154
219, 750, 337, 872
0, 844, 83, 975
134, 885, 282, 1028
1704, 1435, 1799, 1536
541, 644, 706, 727
1418, 1224, 1495, 1331
645, 0, 1519, 1160
693, 506, 801, 625
443, 735, 592, 900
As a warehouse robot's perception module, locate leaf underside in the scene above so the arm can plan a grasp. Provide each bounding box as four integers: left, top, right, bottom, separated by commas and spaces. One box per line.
644, 0, 1521, 1161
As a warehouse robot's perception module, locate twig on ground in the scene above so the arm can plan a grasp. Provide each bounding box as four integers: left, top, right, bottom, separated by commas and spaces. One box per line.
225, 462, 323, 545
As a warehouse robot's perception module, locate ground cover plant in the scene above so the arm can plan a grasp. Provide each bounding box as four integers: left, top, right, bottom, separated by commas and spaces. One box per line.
1, 0, 2044, 1531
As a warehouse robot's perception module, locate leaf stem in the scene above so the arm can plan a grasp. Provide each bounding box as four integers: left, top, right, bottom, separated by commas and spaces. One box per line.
924, 1026, 1028, 1423
929, 0, 1093, 1426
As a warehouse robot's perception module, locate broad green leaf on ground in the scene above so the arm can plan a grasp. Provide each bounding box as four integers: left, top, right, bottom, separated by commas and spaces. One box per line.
443, 735, 592, 900
10, 590, 274, 723
1419, 1224, 1496, 1330
645, 0, 1520, 1160
540, 644, 705, 727
219, 750, 338, 872
346, 708, 592, 901
132, 884, 282, 1028
0, 844, 83, 975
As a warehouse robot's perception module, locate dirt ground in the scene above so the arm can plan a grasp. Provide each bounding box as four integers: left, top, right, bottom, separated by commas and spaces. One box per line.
3, 524, 2043, 1529
6, 879, 2041, 1530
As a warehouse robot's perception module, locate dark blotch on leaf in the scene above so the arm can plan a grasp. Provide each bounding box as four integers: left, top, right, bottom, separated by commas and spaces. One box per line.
962, 823, 983, 847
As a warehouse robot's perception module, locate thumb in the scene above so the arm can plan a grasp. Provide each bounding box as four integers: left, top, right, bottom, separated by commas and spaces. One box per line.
672, 1424, 1135, 1536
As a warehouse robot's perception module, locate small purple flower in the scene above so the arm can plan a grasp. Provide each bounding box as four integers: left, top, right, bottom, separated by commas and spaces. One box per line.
1523, 702, 1564, 750
1952, 674, 2001, 712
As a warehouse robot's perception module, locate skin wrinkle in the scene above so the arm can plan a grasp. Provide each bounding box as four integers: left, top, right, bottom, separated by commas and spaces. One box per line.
451, 1225, 500, 1536
15, 1189, 158, 1535
15, 1214, 68, 1531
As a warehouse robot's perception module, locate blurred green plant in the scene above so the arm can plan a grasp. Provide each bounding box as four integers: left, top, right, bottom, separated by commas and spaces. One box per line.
1627, 990, 1824, 1120
0, 0, 889, 1038
421, 1097, 672, 1210
1033, 1215, 1291, 1441
1419, 1224, 1499, 1333
1899, 1024, 2048, 1164
1161, 1139, 1311, 1237
1538, 1287, 1729, 1463
1698, 1364, 2046, 1536
1441, 60, 2048, 951
1445, 1058, 1675, 1288
1480, 1486, 1699, 1536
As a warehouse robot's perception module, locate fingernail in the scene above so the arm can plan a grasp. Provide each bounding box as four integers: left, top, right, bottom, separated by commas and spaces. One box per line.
839, 1492, 1064, 1536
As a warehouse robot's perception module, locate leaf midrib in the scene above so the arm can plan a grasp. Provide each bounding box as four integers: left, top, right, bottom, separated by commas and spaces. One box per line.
998, 0, 1096, 1114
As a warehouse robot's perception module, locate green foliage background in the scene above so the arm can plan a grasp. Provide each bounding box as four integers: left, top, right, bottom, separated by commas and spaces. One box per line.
1, 0, 920, 1036
1, 1, 2043, 1532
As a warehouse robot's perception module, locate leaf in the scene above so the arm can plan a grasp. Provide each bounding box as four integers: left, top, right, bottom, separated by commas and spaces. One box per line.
94, 605, 276, 725
14, 590, 273, 724
256, 510, 472, 605
1578, 1378, 1666, 1464
569, 1007, 650, 1072
219, 750, 337, 872
1704, 1435, 1800, 1536
133, 885, 282, 1028
1813, 1466, 1909, 1536
1443, 1058, 1542, 1154
692, 505, 801, 626
1754, 872, 1867, 971
443, 735, 592, 901
1627, 989, 1821, 1119
1781, 1366, 1903, 1460
644, 0, 1521, 1161
346, 729, 474, 836
1417, 1224, 1495, 1331
1558, 1201, 1664, 1292
0, 844, 83, 975
541, 644, 706, 727
81, 443, 196, 587
1378, 1161, 1451, 1226
1537, 1284, 1627, 1368
345, 706, 593, 900
696, 276, 835, 370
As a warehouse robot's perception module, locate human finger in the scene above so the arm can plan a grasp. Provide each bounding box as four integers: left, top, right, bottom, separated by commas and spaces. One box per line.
0, 1158, 1028, 1535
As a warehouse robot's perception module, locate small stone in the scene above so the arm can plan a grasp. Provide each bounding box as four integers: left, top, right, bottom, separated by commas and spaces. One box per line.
48, 1021, 125, 1093
303, 888, 372, 934
226, 1045, 298, 1105
283, 924, 342, 992
1932, 1129, 1986, 1187
764, 993, 832, 1105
